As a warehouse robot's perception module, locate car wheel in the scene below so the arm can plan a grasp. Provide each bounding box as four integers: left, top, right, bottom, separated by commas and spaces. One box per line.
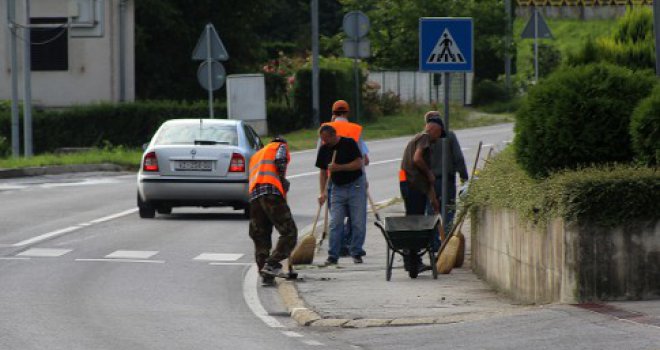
137, 193, 156, 219
157, 206, 172, 215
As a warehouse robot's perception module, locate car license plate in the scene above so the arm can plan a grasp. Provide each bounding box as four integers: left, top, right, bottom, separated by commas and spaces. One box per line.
175, 160, 212, 171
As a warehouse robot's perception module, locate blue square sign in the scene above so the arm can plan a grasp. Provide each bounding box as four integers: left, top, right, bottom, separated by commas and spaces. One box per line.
419, 18, 473, 73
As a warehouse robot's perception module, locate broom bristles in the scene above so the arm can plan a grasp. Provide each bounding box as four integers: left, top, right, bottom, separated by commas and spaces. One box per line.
437, 235, 460, 274
454, 230, 466, 268
289, 233, 316, 265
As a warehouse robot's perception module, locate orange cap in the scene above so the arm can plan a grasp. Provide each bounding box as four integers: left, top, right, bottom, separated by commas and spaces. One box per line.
332, 100, 350, 113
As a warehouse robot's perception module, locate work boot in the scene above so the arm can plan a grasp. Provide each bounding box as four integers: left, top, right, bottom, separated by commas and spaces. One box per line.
261, 275, 275, 287
261, 262, 283, 277
352, 256, 363, 264
323, 257, 338, 266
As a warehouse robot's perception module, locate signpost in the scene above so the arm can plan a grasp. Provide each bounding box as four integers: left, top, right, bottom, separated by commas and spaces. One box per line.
520, 8, 553, 83
419, 17, 473, 228
192, 23, 229, 118
343, 11, 370, 123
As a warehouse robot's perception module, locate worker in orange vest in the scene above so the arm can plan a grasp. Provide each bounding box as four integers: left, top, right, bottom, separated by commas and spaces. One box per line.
318, 100, 369, 261
248, 137, 297, 286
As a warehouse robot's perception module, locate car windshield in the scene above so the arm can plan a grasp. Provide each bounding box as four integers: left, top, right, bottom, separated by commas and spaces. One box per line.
154, 124, 238, 146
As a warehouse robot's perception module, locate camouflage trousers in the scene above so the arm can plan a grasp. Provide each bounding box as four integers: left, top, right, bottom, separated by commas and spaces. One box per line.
249, 194, 298, 271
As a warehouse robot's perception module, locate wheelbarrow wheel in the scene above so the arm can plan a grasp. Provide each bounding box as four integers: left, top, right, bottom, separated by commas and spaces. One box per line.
386, 246, 392, 281
408, 256, 418, 279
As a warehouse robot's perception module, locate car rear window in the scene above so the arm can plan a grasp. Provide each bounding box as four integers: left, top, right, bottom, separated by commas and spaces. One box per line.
154, 124, 238, 146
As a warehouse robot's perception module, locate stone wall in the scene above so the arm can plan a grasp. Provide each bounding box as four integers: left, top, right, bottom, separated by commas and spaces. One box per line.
471, 207, 660, 304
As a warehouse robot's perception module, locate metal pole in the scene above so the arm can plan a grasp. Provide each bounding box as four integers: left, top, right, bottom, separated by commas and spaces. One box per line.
654, 0, 660, 76
311, 0, 320, 126
23, 0, 33, 157
119, 0, 127, 102
7, 0, 20, 157
534, 7, 539, 83
206, 24, 214, 119
505, 0, 512, 90
441, 72, 450, 227
354, 15, 361, 123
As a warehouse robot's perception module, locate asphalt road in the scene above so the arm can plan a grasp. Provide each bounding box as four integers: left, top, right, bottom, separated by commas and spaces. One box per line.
0, 124, 514, 349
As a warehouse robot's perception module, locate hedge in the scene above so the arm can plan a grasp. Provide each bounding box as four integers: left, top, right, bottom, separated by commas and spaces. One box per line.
293, 57, 363, 127
630, 84, 660, 166
0, 100, 303, 153
514, 62, 655, 178
467, 147, 660, 227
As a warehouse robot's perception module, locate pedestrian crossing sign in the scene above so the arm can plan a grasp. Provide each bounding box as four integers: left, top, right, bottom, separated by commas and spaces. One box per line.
419, 18, 473, 73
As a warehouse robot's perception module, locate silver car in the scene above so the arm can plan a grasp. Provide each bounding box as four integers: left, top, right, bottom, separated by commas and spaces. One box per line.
137, 119, 263, 218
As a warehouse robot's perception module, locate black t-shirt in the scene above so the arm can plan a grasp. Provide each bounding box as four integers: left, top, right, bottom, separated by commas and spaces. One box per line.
315, 137, 363, 186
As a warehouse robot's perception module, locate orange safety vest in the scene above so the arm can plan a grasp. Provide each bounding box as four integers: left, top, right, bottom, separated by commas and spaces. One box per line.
399, 169, 407, 182
248, 142, 290, 197
322, 120, 362, 143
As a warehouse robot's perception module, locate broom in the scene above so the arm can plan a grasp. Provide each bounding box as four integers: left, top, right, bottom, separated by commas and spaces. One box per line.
289, 152, 335, 265
436, 141, 482, 274
316, 199, 330, 252
454, 141, 483, 268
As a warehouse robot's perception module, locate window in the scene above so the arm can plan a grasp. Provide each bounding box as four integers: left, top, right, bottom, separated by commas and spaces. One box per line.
30, 17, 68, 71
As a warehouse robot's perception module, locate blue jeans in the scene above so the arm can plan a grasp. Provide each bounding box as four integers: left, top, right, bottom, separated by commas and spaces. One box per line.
328, 175, 367, 260
327, 184, 355, 256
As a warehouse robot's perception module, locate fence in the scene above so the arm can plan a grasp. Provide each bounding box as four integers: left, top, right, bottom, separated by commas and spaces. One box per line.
368, 71, 473, 106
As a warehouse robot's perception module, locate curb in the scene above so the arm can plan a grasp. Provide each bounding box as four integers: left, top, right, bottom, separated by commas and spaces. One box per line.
0, 163, 129, 179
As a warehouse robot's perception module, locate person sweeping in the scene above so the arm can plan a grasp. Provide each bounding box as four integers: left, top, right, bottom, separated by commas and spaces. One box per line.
248, 137, 297, 287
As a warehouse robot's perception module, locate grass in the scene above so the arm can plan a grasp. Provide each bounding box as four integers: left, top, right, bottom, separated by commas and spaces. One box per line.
514, 17, 615, 80
0, 104, 513, 169
0, 147, 142, 170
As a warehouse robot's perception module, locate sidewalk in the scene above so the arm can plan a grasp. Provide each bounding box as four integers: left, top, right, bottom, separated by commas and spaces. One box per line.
277, 202, 530, 328
278, 202, 660, 329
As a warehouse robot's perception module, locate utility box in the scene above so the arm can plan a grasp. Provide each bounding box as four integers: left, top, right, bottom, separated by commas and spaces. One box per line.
226, 74, 267, 135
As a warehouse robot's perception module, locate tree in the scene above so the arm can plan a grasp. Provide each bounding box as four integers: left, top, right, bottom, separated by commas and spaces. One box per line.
336, 0, 507, 80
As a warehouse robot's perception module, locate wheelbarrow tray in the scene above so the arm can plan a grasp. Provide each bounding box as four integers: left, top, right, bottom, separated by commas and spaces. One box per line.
375, 215, 440, 281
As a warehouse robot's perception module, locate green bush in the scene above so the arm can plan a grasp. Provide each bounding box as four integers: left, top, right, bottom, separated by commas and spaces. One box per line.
0, 135, 9, 157
0, 101, 227, 153
514, 63, 655, 178
568, 8, 654, 70
266, 103, 303, 135
472, 79, 511, 106
630, 84, 660, 166
293, 57, 361, 126
467, 147, 660, 227
536, 43, 562, 78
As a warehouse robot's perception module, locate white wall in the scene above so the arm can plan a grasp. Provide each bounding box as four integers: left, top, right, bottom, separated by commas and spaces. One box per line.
0, 0, 134, 107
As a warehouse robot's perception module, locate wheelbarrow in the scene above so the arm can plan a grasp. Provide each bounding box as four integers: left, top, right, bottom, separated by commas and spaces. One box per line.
374, 215, 440, 281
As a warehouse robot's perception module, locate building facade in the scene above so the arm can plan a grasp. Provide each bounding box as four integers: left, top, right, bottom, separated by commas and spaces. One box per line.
0, 0, 134, 107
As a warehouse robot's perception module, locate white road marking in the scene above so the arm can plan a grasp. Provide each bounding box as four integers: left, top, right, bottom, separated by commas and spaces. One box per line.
242, 264, 284, 328
17, 248, 72, 257
288, 171, 318, 179
194, 253, 243, 262
288, 156, 402, 179
301, 340, 325, 346
10, 208, 137, 247
105, 250, 158, 259
12, 226, 81, 247
89, 209, 138, 224
0, 257, 30, 260
281, 331, 304, 338
75, 258, 165, 264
